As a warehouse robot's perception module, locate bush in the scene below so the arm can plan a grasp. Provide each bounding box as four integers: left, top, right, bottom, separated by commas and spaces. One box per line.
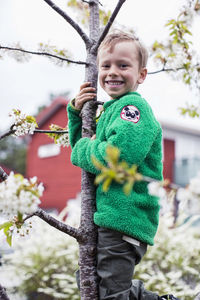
2, 199, 200, 299
135, 213, 200, 299
2, 202, 80, 300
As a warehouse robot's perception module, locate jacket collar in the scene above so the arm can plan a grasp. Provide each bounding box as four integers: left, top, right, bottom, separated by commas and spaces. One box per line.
103, 92, 141, 109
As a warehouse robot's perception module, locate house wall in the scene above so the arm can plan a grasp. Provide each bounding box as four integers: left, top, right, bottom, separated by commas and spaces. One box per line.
26, 100, 200, 211
163, 127, 200, 160
163, 139, 175, 182
162, 126, 200, 185
27, 106, 81, 212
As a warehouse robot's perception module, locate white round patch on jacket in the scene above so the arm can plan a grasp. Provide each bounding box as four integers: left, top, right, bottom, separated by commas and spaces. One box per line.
120, 105, 140, 123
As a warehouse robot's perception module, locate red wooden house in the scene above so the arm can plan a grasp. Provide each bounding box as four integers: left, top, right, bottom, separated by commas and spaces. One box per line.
26, 97, 81, 212
26, 97, 200, 211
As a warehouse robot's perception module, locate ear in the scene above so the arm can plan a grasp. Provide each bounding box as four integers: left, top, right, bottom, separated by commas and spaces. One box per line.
137, 68, 147, 84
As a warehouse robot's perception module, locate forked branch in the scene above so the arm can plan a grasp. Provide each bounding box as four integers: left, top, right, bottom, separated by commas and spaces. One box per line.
43, 0, 91, 47
95, 0, 127, 51
33, 208, 84, 242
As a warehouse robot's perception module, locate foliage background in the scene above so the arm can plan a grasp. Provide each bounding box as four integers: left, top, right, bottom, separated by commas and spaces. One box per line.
1, 199, 200, 300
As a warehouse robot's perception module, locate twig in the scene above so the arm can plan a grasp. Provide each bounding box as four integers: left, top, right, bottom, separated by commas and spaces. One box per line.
0, 128, 68, 141
148, 63, 200, 75
0, 129, 15, 140
142, 175, 180, 190
33, 208, 84, 242
34, 129, 68, 134
42, 0, 91, 47
0, 284, 10, 300
194, 293, 200, 300
0, 46, 88, 65
0, 166, 8, 182
94, 0, 127, 51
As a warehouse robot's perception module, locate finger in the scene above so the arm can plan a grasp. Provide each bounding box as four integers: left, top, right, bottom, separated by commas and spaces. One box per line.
76, 93, 96, 102
75, 94, 96, 109
79, 87, 96, 96
79, 82, 92, 90
91, 134, 96, 140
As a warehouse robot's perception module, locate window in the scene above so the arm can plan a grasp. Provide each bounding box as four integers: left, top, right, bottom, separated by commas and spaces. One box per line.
38, 143, 60, 158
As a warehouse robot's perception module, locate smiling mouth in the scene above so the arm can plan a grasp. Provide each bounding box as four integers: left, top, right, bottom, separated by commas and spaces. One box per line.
105, 81, 124, 86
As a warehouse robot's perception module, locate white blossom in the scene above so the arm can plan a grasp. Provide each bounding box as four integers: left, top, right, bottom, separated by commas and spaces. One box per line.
0, 172, 43, 218
1, 199, 80, 300
48, 124, 69, 147
188, 173, 200, 195
9, 109, 38, 137
56, 133, 70, 147
148, 181, 166, 198
176, 187, 192, 203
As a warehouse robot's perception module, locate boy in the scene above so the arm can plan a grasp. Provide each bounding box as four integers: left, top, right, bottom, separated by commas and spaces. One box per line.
67, 31, 179, 300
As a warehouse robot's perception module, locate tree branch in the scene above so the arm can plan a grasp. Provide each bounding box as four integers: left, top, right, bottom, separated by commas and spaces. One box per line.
42, 0, 91, 47
0, 129, 15, 140
34, 129, 68, 134
32, 208, 84, 242
148, 63, 200, 75
0, 284, 10, 300
0, 166, 8, 182
0, 46, 88, 65
0, 128, 68, 141
94, 0, 127, 51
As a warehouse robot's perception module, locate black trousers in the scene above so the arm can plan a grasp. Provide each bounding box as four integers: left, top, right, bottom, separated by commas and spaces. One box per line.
97, 227, 159, 300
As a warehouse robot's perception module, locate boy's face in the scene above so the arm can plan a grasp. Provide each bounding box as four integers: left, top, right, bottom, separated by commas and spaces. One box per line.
98, 41, 147, 98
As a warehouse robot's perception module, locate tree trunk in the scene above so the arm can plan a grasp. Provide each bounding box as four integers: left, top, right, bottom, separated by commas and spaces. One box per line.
78, 1, 100, 299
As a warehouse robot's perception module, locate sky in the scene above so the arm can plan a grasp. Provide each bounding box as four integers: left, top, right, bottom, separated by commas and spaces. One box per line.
0, 0, 200, 132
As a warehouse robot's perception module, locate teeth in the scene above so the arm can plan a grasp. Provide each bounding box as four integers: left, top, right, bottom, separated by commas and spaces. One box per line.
106, 81, 123, 85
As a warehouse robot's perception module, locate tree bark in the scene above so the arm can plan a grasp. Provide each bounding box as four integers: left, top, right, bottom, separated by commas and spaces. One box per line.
78, 1, 100, 298
78, 1, 127, 298
0, 284, 10, 300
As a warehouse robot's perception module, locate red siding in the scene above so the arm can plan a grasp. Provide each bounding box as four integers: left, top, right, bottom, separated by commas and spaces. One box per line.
27, 98, 176, 211
163, 139, 175, 182
27, 103, 81, 211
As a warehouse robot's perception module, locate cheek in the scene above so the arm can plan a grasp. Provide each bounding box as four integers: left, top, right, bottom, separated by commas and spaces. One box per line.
98, 73, 104, 85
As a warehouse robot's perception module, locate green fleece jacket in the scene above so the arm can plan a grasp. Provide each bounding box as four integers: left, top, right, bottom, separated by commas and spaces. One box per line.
67, 92, 163, 245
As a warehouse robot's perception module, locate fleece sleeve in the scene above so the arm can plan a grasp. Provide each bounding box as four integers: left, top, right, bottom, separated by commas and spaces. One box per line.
67, 101, 82, 148
70, 95, 160, 175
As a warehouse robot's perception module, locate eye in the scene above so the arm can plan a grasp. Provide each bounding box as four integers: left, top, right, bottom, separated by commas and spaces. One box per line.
120, 64, 128, 69
101, 64, 110, 69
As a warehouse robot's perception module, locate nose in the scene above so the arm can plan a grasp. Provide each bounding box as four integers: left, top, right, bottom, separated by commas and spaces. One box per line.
108, 65, 118, 77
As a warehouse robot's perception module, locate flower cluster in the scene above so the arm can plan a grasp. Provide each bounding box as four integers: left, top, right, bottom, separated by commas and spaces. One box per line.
0, 172, 43, 218
47, 124, 69, 147
55, 132, 70, 147
147, 181, 167, 198
1, 199, 80, 300
177, 172, 200, 214
9, 109, 38, 137
135, 212, 200, 299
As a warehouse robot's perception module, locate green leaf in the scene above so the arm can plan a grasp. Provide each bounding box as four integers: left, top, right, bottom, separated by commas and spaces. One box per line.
0, 221, 13, 231
123, 180, 134, 195
106, 146, 120, 165
92, 156, 105, 170
6, 232, 12, 247
26, 115, 38, 126
95, 173, 108, 185
0, 221, 13, 246
102, 177, 112, 192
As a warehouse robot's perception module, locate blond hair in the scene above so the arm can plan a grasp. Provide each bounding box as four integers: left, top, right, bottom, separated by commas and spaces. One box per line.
98, 30, 148, 69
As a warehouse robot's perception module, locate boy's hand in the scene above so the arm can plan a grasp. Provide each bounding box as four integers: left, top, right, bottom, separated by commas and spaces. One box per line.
75, 82, 96, 110
91, 134, 96, 140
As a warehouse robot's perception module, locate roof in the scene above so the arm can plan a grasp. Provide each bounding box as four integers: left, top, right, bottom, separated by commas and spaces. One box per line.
36, 97, 69, 127
160, 119, 200, 137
